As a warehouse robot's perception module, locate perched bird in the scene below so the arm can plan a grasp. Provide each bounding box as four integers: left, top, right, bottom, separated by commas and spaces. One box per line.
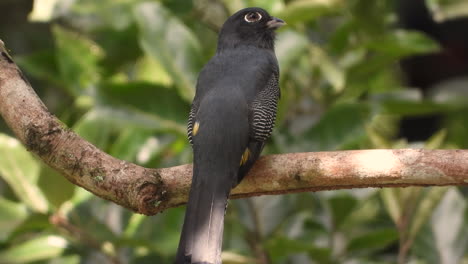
175, 7, 285, 264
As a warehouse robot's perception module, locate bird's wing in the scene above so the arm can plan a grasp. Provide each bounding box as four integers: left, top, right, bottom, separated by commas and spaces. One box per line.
250, 70, 280, 142
187, 103, 198, 146
236, 70, 280, 185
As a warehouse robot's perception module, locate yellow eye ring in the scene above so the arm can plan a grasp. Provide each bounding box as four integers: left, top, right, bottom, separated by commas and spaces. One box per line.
244, 12, 262, 23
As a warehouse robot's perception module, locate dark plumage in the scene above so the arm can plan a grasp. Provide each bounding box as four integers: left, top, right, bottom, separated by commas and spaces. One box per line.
176, 7, 284, 264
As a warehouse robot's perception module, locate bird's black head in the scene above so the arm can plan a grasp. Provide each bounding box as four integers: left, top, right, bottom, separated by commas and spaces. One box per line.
217, 7, 285, 51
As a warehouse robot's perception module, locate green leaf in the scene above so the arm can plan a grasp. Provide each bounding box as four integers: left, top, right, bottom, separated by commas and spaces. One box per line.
69, 0, 135, 31
328, 194, 358, 229
377, 96, 458, 116
446, 108, 468, 148
135, 134, 186, 167
38, 165, 76, 208
408, 187, 449, 244
16, 51, 62, 86
134, 2, 203, 101
0, 134, 48, 213
68, 187, 93, 209
246, 0, 284, 12
0, 198, 28, 242
109, 127, 152, 163
424, 129, 447, 149
73, 107, 185, 151
310, 44, 345, 93
52, 25, 103, 96
411, 223, 441, 264
66, 198, 120, 242
109, 127, 177, 163
366, 30, 440, 57
73, 109, 114, 149
307, 249, 335, 264
347, 228, 399, 253
99, 82, 190, 125
48, 255, 80, 264
277, 0, 342, 25
426, 0, 468, 22
266, 236, 331, 263
132, 206, 186, 256
380, 188, 401, 225
123, 214, 146, 238
0, 235, 67, 263
383, 187, 423, 227
238, 196, 292, 236
302, 103, 371, 150
9, 213, 51, 237
345, 195, 380, 229
134, 56, 173, 86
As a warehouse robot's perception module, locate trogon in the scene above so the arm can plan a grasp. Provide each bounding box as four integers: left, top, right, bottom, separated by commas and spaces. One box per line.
175, 7, 285, 264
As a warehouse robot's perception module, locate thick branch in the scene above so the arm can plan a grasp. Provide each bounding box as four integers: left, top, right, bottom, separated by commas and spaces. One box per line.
1, 40, 467, 215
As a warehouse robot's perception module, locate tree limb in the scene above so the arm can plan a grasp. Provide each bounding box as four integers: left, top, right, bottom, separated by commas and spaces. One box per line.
1, 40, 467, 216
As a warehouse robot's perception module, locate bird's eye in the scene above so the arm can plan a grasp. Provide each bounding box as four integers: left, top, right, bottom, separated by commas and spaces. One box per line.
244, 12, 262, 23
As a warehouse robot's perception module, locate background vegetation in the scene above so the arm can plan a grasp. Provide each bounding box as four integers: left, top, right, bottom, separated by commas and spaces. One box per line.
0, 0, 467, 263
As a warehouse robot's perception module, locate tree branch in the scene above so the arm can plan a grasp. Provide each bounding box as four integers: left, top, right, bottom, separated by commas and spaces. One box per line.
1, 40, 467, 216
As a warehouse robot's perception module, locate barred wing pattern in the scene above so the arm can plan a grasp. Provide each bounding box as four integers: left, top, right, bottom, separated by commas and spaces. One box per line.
187, 105, 197, 145
251, 72, 280, 142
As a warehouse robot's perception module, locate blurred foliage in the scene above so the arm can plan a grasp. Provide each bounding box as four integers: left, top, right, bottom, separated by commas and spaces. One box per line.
1, 0, 468, 263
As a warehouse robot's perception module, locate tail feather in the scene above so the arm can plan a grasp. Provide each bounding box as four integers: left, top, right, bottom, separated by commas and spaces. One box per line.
175, 163, 235, 264
191, 189, 228, 263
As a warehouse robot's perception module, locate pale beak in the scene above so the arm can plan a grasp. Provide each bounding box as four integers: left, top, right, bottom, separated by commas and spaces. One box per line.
267, 17, 286, 29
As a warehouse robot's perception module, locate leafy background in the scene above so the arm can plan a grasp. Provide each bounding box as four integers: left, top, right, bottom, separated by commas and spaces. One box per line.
0, 0, 468, 263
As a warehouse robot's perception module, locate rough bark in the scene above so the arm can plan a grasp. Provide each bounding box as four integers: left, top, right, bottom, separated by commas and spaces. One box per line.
0, 40, 467, 215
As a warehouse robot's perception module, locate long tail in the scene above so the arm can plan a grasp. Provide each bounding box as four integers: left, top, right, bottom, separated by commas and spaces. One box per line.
175, 163, 235, 264
176, 97, 249, 264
